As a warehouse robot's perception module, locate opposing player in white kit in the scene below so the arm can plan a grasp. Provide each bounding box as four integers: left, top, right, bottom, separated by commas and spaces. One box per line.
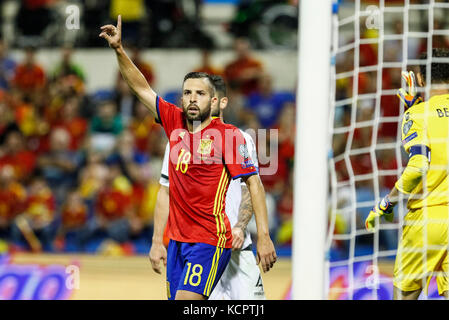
149, 75, 266, 299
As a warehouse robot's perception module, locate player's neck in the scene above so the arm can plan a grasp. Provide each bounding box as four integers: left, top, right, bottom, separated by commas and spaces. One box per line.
210, 112, 224, 123
186, 116, 213, 133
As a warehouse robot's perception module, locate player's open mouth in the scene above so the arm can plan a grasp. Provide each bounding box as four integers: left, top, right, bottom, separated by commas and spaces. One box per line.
187, 106, 200, 114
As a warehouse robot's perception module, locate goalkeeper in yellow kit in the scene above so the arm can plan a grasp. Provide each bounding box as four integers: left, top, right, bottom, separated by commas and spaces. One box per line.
365, 48, 449, 300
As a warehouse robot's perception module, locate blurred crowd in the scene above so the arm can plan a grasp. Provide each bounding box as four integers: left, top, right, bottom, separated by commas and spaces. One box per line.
0, 35, 296, 254
1, 0, 298, 49
329, 11, 449, 259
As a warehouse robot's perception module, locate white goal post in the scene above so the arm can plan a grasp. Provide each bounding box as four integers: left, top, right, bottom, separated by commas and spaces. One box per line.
292, 0, 332, 300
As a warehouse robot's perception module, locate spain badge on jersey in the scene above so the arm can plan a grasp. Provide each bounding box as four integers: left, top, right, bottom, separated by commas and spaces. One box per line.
197, 139, 213, 155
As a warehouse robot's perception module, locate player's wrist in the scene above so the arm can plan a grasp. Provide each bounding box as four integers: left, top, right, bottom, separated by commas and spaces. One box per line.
151, 236, 165, 245
378, 195, 394, 214
233, 223, 246, 233
256, 230, 270, 239
113, 43, 124, 53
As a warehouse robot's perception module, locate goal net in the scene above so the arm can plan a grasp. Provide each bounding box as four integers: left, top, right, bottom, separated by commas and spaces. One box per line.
326, 0, 449, 300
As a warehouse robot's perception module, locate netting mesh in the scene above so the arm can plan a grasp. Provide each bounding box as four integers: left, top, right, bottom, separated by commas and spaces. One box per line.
326, 0, 449, 300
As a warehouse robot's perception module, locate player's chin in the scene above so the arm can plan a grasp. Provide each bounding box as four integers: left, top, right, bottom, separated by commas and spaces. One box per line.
186, 114, 202, 122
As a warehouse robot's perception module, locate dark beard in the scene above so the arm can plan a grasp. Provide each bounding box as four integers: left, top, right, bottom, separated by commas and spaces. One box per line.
184, 102, 211, 123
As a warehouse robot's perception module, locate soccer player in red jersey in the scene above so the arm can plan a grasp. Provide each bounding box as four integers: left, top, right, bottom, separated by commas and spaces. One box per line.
100, 16, 277, 300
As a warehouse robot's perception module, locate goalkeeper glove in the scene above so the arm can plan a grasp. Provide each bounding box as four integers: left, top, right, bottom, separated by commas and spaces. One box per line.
397, 71, 422, 110
365, 196, 394, 232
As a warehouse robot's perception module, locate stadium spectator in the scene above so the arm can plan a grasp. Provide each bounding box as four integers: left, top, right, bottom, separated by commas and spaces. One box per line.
376, 148, 400, 190
0, 93, 14, 137
115, 76, 136, 126
107, 131, 155, 242
384, 19, 404, 63
0, 165, 27, 241
275, 175, 293, 245
0, 127, 37, 182
78, 147, 109, 201
11, 175, 56, 252
0, 39, 17, 90
128, 101, 160, 153
245, 73, 296, 128
224, 37, 264, 96
90, 100, 123, 135
12, 46, 46, 96
128, 181, 158, 241
52, 96, 88, 151
359, 27, 378, 67
417, 18, 449, 56
257, 128, 288, 197
45, 76, 86, 129
90, 101, 124, 155
37, 127, 80, 205
92, 164, 133, 243
275, 101, 295, 168
105, 130, 151, 185
51, 46, 86, 83
58, 189, 89, 252
8, 87, 48, 138
370, 68, 402, 141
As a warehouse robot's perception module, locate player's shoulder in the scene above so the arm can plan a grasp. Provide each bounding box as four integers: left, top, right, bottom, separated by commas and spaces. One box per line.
429, 93, 449, 107
240, 129, 256, 145
404, 101, 425, 122
157, 95, 182, 113
212, 118, 240, 132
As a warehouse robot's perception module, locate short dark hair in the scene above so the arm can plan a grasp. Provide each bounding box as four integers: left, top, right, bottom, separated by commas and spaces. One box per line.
183, 72, 215, 96
210, 75, 227, 99
419, 48, 449, 84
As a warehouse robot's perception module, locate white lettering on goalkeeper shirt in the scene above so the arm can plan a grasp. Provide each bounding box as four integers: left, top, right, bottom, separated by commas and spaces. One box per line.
159, 130, 259, 249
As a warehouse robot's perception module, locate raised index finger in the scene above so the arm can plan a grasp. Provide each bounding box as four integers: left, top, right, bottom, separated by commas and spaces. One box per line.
117, 15, 122, 31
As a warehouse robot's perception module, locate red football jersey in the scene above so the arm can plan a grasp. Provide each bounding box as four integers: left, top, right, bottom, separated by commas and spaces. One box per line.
156, 96, 258, 248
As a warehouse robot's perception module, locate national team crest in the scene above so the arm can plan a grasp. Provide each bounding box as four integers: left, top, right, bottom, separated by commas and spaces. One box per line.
197, 139, 213, 155
403, 120, 413, 135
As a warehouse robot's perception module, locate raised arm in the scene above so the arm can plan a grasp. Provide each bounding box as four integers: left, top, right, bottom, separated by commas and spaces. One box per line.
99, 15, 158, 119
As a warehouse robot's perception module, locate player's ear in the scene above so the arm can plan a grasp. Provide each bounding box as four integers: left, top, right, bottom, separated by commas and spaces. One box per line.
211, 96, 219, 108
220, 97, 228, 110
416, 72, 425, 87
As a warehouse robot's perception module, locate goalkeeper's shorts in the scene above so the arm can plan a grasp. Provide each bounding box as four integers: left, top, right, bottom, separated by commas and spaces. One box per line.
393, 205, 449, 296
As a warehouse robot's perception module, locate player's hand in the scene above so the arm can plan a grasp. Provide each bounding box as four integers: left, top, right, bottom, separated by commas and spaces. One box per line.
256, 234, 277, 273
149, 242, 167, 275
397, 71, 422, 109
231, 226, 244, 250
99, 15, 122, 50
365, 196, 394, 232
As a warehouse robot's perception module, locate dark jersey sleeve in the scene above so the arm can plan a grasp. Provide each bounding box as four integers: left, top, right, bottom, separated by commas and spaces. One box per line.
155, 96, 183, 139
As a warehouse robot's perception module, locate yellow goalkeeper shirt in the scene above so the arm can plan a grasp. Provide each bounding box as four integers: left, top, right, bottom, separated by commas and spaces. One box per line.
400, 94, 449, 209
